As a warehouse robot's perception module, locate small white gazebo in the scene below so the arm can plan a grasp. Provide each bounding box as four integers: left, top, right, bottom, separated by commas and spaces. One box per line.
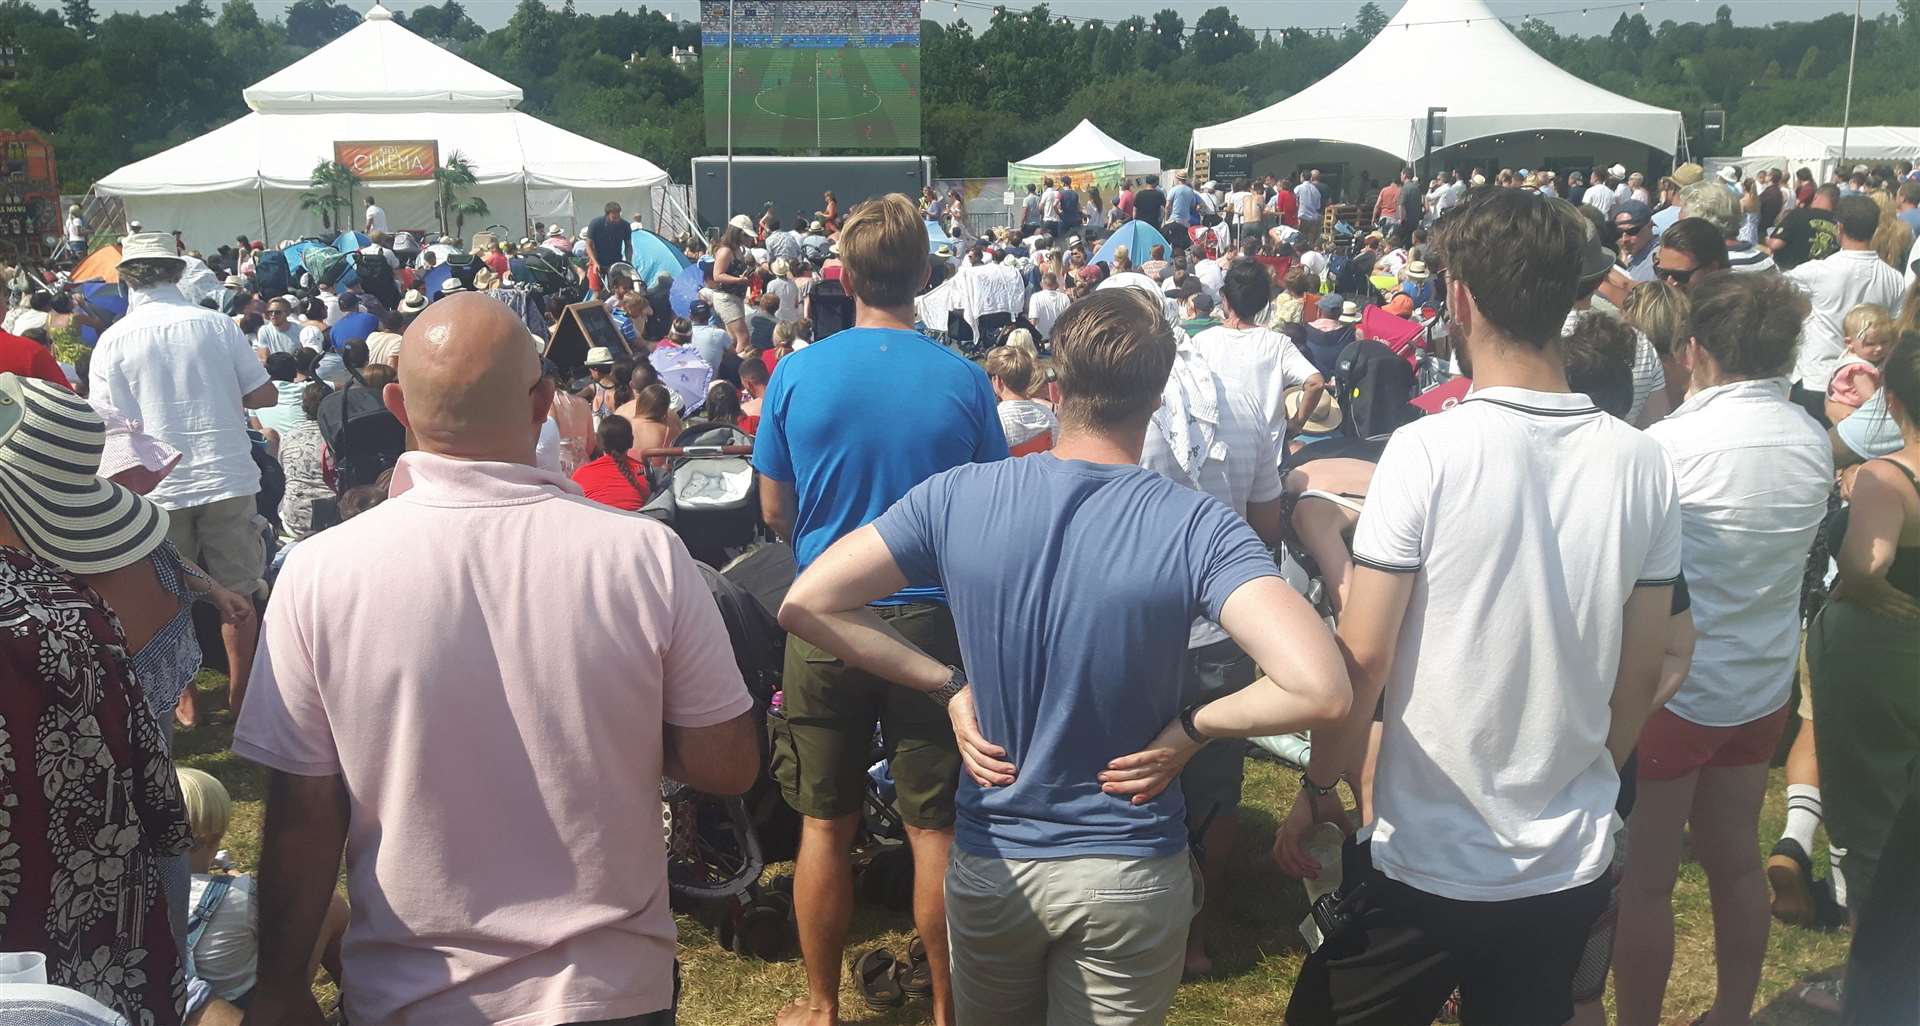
1012, 119, 1164, 180
96, 4, 669, 248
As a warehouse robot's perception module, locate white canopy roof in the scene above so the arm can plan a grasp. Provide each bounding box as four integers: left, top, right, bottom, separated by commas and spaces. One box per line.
1742, 125, 1920, 162
97, 109, 666, 195
1014, 119, 1163, 176
1191, 0, 1681, 160
244, 3, 521, 113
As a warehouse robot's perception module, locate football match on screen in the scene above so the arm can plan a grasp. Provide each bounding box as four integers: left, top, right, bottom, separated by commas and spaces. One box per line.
701, 1, 923, 150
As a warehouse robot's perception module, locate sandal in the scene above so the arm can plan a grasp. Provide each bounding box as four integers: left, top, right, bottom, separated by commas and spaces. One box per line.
855, 948, 906, 1011
1766, 838, 1817, 927
898, 935, 933, 1000
1791, 978, 1844, 1015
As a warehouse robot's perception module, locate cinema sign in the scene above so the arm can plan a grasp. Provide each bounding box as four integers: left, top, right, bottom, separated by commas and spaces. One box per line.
333, 141, 441, 180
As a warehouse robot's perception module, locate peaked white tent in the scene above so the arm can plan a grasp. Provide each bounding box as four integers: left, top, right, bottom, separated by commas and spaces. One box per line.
96, 4, 667, 250
1013, 120, 1163, 179
1729, 125, 1920, 182
1190, 0, 1681, 176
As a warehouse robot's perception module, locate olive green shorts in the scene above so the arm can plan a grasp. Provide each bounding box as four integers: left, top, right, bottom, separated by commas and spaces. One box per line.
770, 602, 962, 830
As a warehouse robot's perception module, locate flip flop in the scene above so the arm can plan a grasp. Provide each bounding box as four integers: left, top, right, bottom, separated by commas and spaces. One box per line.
1766, 838, 1816, 927
855, 948, 906, 1011
898, 935, 933, 1000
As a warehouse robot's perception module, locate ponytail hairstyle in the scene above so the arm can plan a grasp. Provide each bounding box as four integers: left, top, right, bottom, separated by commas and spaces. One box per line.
610, 358, 636, 409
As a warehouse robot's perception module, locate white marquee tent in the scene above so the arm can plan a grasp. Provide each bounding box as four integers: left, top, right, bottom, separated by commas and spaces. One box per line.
1189, 0, 1681, 170
1727, 125, 1920, 182
1012, 119, 1164, 179
96, 4, 668, 249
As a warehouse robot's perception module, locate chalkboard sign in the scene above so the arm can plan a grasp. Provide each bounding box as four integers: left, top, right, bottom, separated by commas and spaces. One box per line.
546, 300, 630, 370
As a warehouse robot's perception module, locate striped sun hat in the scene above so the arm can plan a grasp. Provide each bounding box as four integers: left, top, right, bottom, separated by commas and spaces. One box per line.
0, 373, 169, 574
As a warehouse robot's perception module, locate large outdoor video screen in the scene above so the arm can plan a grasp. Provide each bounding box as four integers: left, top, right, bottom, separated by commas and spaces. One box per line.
701, 1, 921, 150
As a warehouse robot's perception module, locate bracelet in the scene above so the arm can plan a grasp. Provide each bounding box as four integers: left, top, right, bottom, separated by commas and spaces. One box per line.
1178, 703, 1211, 746
1301, 773, 1343, 798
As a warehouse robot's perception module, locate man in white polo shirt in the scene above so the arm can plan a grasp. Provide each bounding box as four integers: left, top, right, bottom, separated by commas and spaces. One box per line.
1788, 194, 1906, 415
1275, 189, 1680, 1025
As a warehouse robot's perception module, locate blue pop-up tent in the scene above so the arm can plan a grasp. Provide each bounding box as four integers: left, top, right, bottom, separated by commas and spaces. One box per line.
668, 260, 707, 318
629, 227, 690, 287
1091, 220, 1170, 266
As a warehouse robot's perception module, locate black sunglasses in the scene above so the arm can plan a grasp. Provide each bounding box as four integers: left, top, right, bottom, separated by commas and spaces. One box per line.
1655, 265, 1696, 284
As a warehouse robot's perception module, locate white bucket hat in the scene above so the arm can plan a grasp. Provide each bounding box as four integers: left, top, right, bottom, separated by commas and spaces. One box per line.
0, 374, 170, 574
117, 232, 183, 268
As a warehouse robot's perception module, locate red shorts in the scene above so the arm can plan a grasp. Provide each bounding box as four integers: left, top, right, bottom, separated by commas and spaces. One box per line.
1636, 704, 1790, 780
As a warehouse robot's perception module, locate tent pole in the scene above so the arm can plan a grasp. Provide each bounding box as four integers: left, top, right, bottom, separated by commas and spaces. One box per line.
1839, 0, 1860, 164
522, 178, 531, 238
726, 0, 735, 223
258, 182, 269, 244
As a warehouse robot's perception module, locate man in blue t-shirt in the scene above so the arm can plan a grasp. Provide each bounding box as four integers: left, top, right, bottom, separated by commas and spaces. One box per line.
755, 193, 1007, 1026
779, 286, 1350, 1026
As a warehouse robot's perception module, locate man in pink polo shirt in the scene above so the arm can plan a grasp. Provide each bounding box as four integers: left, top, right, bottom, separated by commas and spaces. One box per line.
234, 294, 759, 1026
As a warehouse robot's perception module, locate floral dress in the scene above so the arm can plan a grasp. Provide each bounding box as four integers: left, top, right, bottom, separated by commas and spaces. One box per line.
277, 416, 332, 542
0, 546, 192, 1026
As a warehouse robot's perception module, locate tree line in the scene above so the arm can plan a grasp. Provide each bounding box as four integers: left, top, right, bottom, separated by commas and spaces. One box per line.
2, 0, 1916, 194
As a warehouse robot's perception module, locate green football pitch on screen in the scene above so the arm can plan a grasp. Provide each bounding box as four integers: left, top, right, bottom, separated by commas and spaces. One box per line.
704, 46, 921, 150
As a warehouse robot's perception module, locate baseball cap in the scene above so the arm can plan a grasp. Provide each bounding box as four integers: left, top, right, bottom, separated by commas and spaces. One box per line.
1613, 199, 1654, 228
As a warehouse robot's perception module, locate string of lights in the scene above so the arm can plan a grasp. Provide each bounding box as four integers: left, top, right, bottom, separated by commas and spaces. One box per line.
940, 0, 1739, 37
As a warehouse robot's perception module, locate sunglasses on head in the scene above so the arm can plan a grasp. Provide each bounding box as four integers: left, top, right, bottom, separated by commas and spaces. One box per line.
1655, 265, 1696, 284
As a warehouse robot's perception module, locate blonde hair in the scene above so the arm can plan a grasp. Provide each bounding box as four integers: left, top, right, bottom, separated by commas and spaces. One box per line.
1051, 287, 1176, 429
983, 345, 1039, 396
1844, 303, 1893, 350
772, 320, 798, 348
836, 193, 929, 308
176, 767, 231, 844
1623, 280, 1692, 359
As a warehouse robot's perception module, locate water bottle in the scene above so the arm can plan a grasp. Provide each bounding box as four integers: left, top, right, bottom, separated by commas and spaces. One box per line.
1298, 823, 1347, 951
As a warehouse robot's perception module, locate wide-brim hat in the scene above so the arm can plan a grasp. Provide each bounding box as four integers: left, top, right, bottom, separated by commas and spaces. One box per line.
584, 346, 616, 368
728, 214, 755, 233
1671, 162, 1705, 186
1717, 165, 1741, 184
1608, 163, 1628, 178
0, 374, 170, 574
397, 289, 428, 314
91, 398, 182, 485
1285, 385, 1343, 436
547, 225, 566, 238
1404, 260, 1430, 281
1338, 301, 1362, 324
117, 232, 183, 268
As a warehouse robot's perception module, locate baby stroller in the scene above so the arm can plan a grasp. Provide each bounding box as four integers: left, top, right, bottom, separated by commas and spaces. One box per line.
638, 423, 766, 568
662, 546, 800, 959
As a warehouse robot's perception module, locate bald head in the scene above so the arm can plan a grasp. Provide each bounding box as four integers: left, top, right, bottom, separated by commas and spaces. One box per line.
387, 293, 551, 464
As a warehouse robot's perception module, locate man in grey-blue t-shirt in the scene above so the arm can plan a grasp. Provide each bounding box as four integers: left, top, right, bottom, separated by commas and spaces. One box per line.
778, 286, 1348, 1026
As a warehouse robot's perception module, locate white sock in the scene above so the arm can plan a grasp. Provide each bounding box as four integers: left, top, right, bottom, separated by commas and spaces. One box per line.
1782, 784, 1822, 851
1829, 845, 1848, 907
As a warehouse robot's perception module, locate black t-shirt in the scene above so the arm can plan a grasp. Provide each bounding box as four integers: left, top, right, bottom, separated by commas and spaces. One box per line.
1758, 186, 1784, 234
1769, 207, 1838, 270
586, 215, 631, 268
1133, 188, 1166, 227
1058, 188, 1081, 227
1400, 182, 1422, 224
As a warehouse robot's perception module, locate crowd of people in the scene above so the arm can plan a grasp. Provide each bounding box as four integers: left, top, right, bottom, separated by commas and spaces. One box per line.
0, 142, 1916, 1026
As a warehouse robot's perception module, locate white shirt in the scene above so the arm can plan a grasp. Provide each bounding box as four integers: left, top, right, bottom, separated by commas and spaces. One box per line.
359, 243, 400, 270
1141, 349, 1282, 648
1026, 288, 1071, 339
1583, 183, 1617, 215
1906, 231, 1920, 289
65, 214, 87, 242
1613, 182, 1634, 207
1040, 188, 1061, 221
1193, 259, 1226, 298
1352, 386, 1681, 901
254, 320, 304, 356
1787, 249, 1905, 390
1562, 306, 1665, 423
1099, 270, 1181, 323
188, 874, 258, 1001
1645, 379, 1832, 727
90, 285, 270, 508
1189, 324, 1322, 447
299, 323, 327, 351
365, 204, 390, 235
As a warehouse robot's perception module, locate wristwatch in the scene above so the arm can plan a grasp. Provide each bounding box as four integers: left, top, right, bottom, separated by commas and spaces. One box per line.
928, 665, 968, 707
1178, 703, 1212, 746
1302, 772, 1343, 798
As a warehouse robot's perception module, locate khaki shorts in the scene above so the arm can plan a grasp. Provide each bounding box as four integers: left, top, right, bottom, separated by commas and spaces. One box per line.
165, 495, 265, 597
769, 602, 961, 829
709, 291, 747, 325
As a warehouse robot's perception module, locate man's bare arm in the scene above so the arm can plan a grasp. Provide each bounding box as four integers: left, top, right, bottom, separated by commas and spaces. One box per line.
777, 525, 948, 694
760, 477, 796, 543
1608, 586, 1673, 768
243, 380, 278, 409
244, 771, 349, 1025
665, 711, 761, 796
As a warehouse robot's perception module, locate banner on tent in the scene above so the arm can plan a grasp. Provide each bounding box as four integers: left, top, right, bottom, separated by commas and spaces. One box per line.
1006, 160, 1123, 195
334, 141, 440, 180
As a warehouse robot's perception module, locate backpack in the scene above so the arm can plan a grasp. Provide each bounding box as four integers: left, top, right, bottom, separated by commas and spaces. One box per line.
802, 236, 830, 265
354, 250, 399, 305
317, 379, 407, 489
254, 249, 290, 297
1334, 339, 1421, 441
